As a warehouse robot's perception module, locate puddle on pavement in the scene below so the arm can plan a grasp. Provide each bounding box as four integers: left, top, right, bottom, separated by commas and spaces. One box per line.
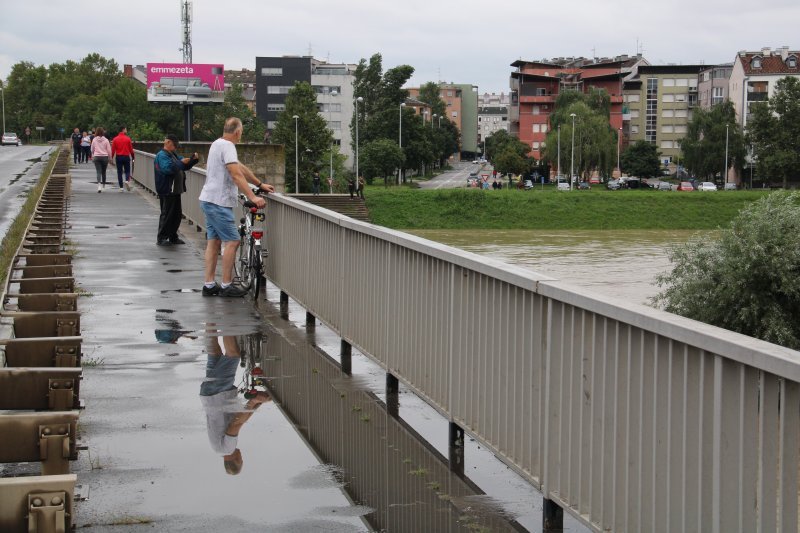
160, 288, 201, 294
94, 225, 110, 229
166, 269, 183, 273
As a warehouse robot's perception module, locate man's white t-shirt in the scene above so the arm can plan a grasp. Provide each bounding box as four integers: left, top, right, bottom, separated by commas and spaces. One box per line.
199, 138, 239, 208
200, 388, 239, 455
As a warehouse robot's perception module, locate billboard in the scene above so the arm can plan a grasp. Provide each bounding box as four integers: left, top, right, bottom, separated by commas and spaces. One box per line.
146, 63, 225, 104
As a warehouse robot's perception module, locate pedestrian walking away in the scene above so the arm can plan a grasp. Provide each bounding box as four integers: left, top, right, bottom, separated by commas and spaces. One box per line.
71, 128, 83, 164
357, 175, 365, 199
90, 127, 112, 192
312, 171, 321, 196
111, 125, 135, 191
199, 117, 275, 298
154, 134, 199, 246
347, 177, 355, 199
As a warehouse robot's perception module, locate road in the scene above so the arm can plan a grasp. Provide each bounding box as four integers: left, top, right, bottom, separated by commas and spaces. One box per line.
417, 161, 496, 189
0, 144, 56, 240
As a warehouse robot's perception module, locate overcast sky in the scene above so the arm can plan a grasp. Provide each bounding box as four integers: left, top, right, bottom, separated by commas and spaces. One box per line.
1, 0, 798, 95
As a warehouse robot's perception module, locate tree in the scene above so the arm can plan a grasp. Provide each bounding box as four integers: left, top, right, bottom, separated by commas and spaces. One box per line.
653, 192, 800, 349
360, 139, 404, 185
485, 130, 532, 175
680, 100, 746, 181
271, 81, 332, 192
417, 81, 447, 118
620, 140, 661, 178
193, 81, 265, 142
747, 76, 800, 188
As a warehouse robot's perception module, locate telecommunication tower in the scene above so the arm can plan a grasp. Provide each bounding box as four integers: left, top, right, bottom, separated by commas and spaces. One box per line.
180, 0, 192, 64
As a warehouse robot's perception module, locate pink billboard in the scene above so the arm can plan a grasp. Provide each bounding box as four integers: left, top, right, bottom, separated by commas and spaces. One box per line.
146, 63, 225, 104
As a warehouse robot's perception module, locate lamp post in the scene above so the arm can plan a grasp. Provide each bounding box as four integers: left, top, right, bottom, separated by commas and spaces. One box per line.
617, 127, 622, 178
557, 125, 561, 178
328, 89, 338, 194
570, 113, 576, 191
355, 96, 363, 183
432, 113, 437, 128
398, 102, 406, 185
292, 115, 299, 193
1, 85, 5, 137
724, 123, 729, 184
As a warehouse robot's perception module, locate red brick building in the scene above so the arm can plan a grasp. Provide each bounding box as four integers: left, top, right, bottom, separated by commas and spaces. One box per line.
509, 58, 627, 160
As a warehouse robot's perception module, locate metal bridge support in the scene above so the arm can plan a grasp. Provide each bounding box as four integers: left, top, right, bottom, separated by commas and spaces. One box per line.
386, 373, 399, 418
448, 421, 464, 476
340, 340, 352, 375
279, 291, 289, 319
543, 498, 564, 532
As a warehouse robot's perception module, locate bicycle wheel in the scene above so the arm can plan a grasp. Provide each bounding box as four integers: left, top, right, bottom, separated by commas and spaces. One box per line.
250, 244, 262, 299
234, 236, 253, 290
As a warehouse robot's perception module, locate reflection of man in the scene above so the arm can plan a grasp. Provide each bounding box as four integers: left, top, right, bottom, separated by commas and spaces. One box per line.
200, 334, 270, 475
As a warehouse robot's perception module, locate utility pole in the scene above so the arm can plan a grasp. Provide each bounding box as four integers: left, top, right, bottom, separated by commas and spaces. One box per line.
179, 1, 194, 140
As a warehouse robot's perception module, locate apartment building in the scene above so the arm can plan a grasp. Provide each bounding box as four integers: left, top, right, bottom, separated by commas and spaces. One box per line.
697, 64, 733, 110
406, 82, 479, 157
730, 47, 800, 129
255, 56, 358, 168
624, 65, 704, 168
477, 93, 509, 146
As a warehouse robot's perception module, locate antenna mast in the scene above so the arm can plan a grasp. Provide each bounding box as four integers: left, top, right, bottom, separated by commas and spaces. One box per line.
180, 0, 192, 63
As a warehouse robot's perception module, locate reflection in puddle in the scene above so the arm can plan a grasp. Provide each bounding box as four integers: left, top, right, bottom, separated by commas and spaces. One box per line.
154, 311, 194, 343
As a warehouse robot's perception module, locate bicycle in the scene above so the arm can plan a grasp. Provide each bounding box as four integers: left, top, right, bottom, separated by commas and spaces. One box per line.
233, 189, 269, 298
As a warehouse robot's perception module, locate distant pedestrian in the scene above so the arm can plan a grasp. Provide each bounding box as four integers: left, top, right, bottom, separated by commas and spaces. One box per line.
90, 127, 112, 193
347, 177, 356, 199
199, 117, 274, 297
70, 128, 82, 164
154, 134, 199, 246
111, 125, 135, 191
357, 175, 365, 199
80, 132, 91, 163
312, 171, 321, 195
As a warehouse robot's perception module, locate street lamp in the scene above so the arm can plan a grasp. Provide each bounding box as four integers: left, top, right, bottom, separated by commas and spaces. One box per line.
617, 127, 622, 178
328, 89, 338, 194
557, 125, 561, 178
432, 113, 437, 128
570, 113, 576, 191
1, 85, 5, 137
292, 114, 299, 193
724, 123, 730, 184
398, 102, 406, 185
355, 96, 363, 183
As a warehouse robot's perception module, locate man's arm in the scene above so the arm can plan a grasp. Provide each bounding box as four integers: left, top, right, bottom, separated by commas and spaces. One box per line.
226, 162, 266, 208
239, 163, 276, 194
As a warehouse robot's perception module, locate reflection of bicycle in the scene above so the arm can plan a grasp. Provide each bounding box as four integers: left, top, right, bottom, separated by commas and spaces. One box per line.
238, 337, 268, 399
233, 189, 268, 299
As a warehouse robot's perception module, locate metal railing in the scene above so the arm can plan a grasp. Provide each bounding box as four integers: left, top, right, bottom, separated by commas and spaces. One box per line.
263, 193, 800, 533
132, 149, 800, 532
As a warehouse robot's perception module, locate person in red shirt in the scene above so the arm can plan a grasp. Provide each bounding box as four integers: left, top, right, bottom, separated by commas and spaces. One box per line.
111, 125, 135, 191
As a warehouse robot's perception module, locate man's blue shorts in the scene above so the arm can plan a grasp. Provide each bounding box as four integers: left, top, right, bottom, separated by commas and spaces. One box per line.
200, 201, 239, 242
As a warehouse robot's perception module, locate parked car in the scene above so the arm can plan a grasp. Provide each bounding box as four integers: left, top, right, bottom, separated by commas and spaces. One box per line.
723, 183, 737, 191
577, 181, 591, 190
677, 181, 695, 191
606, 179, 621, 190
589, 176, 601, 184
697, 182, 718, 192
1, 132, 21, 146
625, 177, 641, 189
657, 181, 673, 191
557, 182, 570, 191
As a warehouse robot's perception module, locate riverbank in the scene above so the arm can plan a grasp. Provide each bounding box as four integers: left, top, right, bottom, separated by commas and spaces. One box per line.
364, 187, 770, 229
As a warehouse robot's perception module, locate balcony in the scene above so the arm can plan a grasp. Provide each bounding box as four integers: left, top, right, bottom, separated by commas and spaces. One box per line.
747, 92, 768, 102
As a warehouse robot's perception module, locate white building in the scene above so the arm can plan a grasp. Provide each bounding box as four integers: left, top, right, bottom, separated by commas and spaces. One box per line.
730, 46, 800, 129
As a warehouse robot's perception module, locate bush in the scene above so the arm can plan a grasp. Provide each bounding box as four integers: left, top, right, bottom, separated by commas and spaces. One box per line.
652, 192, 800, 349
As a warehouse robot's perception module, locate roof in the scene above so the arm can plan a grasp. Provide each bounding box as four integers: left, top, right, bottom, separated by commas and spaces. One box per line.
738, 51, 800, 75
638, 65, 706, 75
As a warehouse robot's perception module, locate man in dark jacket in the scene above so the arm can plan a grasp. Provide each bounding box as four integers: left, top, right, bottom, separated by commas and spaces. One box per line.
154, 134, 199, 246
70, 128, 82, 163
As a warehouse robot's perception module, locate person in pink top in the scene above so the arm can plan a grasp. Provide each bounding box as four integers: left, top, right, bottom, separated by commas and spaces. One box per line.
111, 125, 135, 191
90, 127, 112, 192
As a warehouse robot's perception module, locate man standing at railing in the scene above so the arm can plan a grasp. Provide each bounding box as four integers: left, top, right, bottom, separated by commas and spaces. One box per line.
199, 117, 274, 297
154, 134, 199, 246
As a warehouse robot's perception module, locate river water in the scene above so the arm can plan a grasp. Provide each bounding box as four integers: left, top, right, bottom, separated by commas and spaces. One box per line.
409, 229, 701, 305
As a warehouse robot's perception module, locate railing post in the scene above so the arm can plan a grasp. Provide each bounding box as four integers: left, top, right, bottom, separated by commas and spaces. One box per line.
340, 340, 352, 375
305, 312, 315, 329
448, 421, 464, 476
386, 373, 399, 418
279, 291, 289, 319
543, 498, 564, 532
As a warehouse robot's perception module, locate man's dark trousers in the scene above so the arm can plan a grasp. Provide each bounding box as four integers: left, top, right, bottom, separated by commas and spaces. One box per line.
158, 195, 182, 242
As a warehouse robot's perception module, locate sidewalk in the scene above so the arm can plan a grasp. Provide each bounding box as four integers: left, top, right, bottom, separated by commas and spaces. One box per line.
66, 163, 365, 531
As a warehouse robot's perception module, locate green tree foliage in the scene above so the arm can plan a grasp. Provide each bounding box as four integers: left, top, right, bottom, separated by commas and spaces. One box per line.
680, 100, 746, 181
747, 76, 800, 188
485, 130, 532, 175
271, 81, 333, 193
417, 81, 447, 118
360, 139, 404, 184
653, 192, 800, 349
542, 89, 616, 178
620, 140, 661, 178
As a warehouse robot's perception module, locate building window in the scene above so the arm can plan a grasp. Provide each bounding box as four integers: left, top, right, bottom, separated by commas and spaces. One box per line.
646, 78, 658, 144
660, 140, 675, 149
675, 109, 688, 118
267, 103, 285, 112
663, 78, 675, 87
788, 56, 798, 68
532, 142, 540, 149
327, 121, 341, 131
712, 87, 724, 106
752, 56, 762, 68
452, 111, 458, 118
318, 103, 342, 113
261, 67, 283, 76
675, 125, 687, 134
630, 110, 640, 118
662, 110, 674, 118
676, 79, 689, 87
631, 125, 639, 134
312, 85, 342, 94
662, 94, 675, 103
266, 86, 292, 94
675, 94, 687, 103
661, 125, 674, 133
447, 91, 453, 97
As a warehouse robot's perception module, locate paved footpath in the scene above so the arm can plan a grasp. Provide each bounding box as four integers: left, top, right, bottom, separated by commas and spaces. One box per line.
67, 162, 365, 531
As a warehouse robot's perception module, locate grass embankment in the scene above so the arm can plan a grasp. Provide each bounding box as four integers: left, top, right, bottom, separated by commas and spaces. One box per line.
0, 151, 58, 291
363, 187, 770, 230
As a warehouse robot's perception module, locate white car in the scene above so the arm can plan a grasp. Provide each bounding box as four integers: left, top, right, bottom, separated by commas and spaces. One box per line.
1, 132, 21, 146
697, 182, 717, 192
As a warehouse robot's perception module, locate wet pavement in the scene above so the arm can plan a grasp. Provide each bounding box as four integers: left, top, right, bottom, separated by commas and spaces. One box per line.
65, 163, 582, 532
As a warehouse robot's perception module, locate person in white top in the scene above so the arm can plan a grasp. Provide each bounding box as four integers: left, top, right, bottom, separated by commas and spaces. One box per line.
199, 117, 275, 297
